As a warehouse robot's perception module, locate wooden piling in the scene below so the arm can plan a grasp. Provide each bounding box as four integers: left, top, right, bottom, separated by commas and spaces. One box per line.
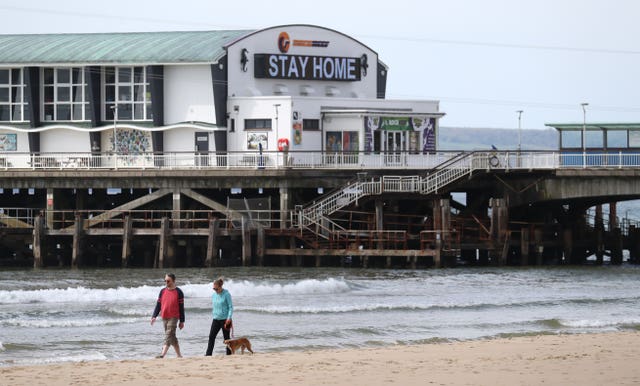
205, 218, 219, 267
241, 216, 251, 266
256, 226, 265, 266
121, 215, 132, 268
158, 217, 169, 269
33, 214, 44, 268
71, 214, 84, 268
611, 228, 623, 265
520, 227, 529, 265
434, 239, 442, 268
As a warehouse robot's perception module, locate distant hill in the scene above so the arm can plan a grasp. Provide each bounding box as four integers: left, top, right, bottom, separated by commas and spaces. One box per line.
438, 126, 557, 151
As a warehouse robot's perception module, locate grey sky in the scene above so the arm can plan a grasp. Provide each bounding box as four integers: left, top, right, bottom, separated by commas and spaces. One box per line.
2, 0, 639, 131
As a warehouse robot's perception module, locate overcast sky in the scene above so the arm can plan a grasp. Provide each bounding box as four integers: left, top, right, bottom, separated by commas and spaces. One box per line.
2, 0, 639, 130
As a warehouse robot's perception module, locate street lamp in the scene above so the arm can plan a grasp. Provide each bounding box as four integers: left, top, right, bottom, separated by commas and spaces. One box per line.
516, 110, 523, 152
581, 102, 589, 152
581, 102, 588, 167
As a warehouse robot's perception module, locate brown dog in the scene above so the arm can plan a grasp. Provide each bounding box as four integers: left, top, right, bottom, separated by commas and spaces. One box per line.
223, 337, 254, 355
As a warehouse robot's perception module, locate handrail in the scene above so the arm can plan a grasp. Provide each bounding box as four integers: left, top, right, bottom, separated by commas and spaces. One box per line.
1, 150, 640, 171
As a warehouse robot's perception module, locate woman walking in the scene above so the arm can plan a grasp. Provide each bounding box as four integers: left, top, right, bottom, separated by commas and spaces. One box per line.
205, 277, 233, 355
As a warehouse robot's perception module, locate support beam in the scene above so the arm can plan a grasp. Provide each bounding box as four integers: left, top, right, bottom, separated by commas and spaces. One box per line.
256, 226, 265, 266
375, 199, 384, 231
121, 215, 132, 268
71, 214, 84, 268
241, 216, 251, 266
520, 227, 529, 266
180, 188, 243, 220
46, 189, 54, 229
158, 217, 169, 269
280, 187, 289, 230
33, 214, 44, 268
205, 218, 219, 267
72, 188, 171, 230
172, 190, 181, 228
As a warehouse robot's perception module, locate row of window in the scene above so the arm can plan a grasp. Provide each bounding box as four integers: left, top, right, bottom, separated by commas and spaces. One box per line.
236, 118, 320, 132
561, 130, 633, 149
0, 67, 152, 122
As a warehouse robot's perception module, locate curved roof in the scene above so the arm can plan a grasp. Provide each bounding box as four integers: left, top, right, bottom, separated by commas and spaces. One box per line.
0, 30, 253, 65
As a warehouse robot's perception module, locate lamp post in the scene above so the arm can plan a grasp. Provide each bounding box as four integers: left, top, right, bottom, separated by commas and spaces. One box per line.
516, 110, 523, 152
581, 102, 588, 167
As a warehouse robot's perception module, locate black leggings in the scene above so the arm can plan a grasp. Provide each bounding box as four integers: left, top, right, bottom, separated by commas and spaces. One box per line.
205, 319, 231, 355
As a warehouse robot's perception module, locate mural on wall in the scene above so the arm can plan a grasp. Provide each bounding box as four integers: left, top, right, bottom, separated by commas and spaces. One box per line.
0, 134, 17, 151
247, 132, 268, 150
411, 117, 435, 152
111, 128, 152, 154
363, 116, 379, 153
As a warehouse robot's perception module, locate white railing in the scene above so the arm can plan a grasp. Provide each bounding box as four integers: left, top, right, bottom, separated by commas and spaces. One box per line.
2, 150, 640, 171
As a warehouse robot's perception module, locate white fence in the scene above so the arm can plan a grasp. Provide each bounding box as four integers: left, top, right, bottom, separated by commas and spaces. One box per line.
1, 150, 637, 171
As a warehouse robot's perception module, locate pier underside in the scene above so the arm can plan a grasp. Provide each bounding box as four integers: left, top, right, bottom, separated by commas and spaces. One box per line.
1, 168, 640, 268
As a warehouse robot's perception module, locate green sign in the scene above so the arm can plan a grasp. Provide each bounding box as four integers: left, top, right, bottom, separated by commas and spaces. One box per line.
380, 117, 411, 131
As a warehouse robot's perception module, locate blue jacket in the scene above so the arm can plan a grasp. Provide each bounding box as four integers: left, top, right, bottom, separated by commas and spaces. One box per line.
212, 288, 233, 320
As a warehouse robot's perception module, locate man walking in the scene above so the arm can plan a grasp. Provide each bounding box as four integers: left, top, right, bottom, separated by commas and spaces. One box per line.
151, 273, 185, 358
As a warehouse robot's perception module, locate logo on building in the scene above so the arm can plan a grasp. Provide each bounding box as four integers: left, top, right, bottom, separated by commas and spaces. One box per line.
277, 31, 330, 53
278, 32, 291, 53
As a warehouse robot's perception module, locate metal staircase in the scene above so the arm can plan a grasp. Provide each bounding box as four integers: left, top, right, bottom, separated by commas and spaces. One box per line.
294, 151, 476, 230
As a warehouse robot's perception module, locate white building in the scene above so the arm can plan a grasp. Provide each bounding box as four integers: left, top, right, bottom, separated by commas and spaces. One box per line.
0, 25, 443, 168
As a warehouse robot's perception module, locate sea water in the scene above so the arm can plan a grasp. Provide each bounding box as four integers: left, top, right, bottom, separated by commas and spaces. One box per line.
1, 265, 640, 366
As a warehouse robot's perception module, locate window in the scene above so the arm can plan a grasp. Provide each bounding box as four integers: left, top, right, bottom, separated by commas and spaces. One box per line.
245, 119, 272, 130
302, 119, 320, 131
585, 130, 603, 148
229, 118, 235, 132
561, 130, 581, 149
104, 66, 152, 121
607, 130, 628, 148
42, 67, 88, 121
0, 68, 27, 122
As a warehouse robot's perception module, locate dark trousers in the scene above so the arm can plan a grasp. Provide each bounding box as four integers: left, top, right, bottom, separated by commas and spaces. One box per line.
205, 319, 231, 355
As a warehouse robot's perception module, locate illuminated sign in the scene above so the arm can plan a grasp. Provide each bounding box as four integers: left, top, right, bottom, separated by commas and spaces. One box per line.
254, 54, 361, 81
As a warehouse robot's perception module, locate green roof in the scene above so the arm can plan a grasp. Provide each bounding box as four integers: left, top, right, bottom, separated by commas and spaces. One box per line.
0, 30, 253, 65
546, 123, 640, 131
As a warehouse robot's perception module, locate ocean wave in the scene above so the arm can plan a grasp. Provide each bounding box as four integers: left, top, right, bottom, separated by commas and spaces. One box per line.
227, 277, 350, 296
0, 317, 144, 328
3, 351, 109, 366
0, 277, 350, 305
537, 318, 640, 329
0, 285, 163, 305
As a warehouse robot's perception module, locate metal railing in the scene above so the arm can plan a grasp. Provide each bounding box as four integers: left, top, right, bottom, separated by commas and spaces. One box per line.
2, 150, 640, 171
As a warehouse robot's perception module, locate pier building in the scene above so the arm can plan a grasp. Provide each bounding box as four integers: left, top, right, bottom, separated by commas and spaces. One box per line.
1, 25, 640, 269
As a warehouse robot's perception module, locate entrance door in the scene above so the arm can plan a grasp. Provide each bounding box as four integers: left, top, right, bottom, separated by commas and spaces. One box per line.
195, 133, 209, 166
385, 131, 406, 165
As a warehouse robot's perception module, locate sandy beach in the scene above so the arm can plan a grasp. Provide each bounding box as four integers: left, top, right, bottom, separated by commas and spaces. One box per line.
2, 331, 640, 386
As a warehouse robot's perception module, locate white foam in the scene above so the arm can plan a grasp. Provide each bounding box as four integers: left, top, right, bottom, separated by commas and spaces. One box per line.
559, 318, 640, 328
243, 302, 427, 314
0, 278, 350, 304
227, 277, 350, 297
2, 316, 144, 328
